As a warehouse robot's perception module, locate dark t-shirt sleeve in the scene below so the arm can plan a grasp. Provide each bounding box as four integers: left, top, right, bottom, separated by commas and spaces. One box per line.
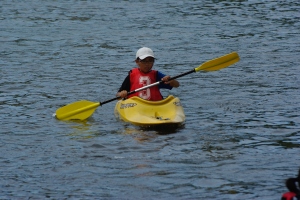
118, 75, 130, 92
157, 71, 173, 90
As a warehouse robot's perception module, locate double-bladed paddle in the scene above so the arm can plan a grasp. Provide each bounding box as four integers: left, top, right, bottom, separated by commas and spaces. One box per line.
55, 51, 239, 120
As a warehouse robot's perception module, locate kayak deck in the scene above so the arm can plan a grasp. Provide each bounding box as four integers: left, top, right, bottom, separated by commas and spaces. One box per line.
114, 95, 185, 127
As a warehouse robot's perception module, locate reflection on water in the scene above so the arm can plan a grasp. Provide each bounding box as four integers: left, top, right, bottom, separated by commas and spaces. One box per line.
122, 127, 158, 143
118, 123, 185, 142
67, 121, 95, 139
63, 117, 185, 141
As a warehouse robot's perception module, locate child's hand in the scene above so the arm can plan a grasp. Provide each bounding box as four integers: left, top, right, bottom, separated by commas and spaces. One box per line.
117, 90, 128, 98
162, 76, 180, 88
161, 76, 171, 84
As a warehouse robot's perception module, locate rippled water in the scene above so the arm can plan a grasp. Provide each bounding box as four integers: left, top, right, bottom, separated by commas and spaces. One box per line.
1, 0, 300, 199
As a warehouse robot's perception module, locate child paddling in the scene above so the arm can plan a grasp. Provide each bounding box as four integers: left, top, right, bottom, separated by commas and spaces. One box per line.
117, 47, 179, 101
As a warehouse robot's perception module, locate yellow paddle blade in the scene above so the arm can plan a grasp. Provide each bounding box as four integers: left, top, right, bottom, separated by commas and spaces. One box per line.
55, 100, 100, 120
195, 52, 239, 72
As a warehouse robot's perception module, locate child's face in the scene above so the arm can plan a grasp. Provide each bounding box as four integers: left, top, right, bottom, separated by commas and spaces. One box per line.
136, 57, 155, 73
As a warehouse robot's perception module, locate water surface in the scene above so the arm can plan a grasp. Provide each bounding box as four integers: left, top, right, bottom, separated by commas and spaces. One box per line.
1, 0, 300, 199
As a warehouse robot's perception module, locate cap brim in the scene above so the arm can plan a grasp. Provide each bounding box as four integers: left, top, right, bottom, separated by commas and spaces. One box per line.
139, 55, 155, 60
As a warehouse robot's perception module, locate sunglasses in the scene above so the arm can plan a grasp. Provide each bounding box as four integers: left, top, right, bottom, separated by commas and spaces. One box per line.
139, 59, 155, 64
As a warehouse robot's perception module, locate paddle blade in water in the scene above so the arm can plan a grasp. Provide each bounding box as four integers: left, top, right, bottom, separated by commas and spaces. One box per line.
195, 52, 240, 72
55, 100, 100, 120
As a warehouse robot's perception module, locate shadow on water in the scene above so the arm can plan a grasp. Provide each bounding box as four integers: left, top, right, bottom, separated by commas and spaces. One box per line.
138, 123, 185, 135
277, 138, 300, 149
119, 122, 185, 142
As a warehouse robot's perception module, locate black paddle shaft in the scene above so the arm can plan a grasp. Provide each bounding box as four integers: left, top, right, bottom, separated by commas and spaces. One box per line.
170, 69, 195, 80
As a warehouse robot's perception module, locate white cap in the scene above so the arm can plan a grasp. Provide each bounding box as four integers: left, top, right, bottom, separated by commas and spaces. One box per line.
136, 47, 155, 60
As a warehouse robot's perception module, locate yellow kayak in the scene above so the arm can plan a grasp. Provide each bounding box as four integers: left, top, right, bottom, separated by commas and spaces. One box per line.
114, 95, 185, 127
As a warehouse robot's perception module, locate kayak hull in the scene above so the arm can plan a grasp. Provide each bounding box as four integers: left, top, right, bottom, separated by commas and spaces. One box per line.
114, 95, 185, 127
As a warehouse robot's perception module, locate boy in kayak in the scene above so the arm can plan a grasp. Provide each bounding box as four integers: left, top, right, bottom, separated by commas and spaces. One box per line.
117, 47, 179, 101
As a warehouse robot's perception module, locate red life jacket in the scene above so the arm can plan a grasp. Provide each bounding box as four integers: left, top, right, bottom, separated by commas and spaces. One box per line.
127, 68, 163, 101
282, 192, 296, 200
